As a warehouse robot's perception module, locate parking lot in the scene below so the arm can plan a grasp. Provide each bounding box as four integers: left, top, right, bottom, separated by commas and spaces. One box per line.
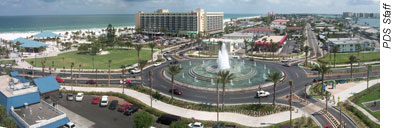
58, 94, 170, 128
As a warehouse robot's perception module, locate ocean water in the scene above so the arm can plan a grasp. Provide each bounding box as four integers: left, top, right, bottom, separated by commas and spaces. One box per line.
0, 14, 259, 33
354, 18, 380, 28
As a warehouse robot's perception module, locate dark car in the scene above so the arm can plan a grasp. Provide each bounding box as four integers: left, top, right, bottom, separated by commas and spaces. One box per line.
108, 100, 119, 110
169, 88, 182, 95
86, 80, 97, 84
58, 92, 63, 98
157, 114, 181, 125
26, 70, 33, 75
124, 106, 139, 116
169, 60, 179, 64
311, 68, 319, 71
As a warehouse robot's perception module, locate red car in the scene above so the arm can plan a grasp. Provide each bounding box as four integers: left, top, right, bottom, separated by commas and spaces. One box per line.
91, 96, 100, 104
124, 80, 131, 84
117, 103, 132, 112
56, 77, 64, 83
324, 125, 333, 128
169, 89, 183, 95
86, 80, 97, 84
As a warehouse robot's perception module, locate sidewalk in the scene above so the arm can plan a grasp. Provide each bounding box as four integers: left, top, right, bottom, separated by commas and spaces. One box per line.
326, 79, 379, 105
61, 86, 307, 127
348, 101, 380, 124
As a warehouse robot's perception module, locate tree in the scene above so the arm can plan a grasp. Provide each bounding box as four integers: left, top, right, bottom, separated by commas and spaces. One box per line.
121, 65, 126, 94
215, 75, 221, 124
41, 59, 46, 76
316, 64, 330, 96
138, 60, 148, 87
289, 80, 293, 127
367, 65, 372, 89
167, 64, 182, 101
132, 111, 154, 128
303, 45, 312, 66
332, 45, 340, 67
133, 44, 144, 64
108, 60, 112, 87
38, 46, 46, 53
77, 44, 89, 53
243, 39, 249, 54
149, 70, 153, 107
217, 70, 234, 109
106, 24, 116, 43
267, 72, 283, 106
355, 43, 362, 58
70, 62, 75, 90
148, 42, 157, 61
348, 55, 357, 79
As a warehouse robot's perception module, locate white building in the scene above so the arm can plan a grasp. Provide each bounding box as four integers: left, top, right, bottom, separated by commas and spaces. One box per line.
328, 38, 377, 53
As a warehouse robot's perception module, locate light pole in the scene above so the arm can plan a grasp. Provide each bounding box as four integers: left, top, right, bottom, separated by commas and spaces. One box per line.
338, 96, 342, 128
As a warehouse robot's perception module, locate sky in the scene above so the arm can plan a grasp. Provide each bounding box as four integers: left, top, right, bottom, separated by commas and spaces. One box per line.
0, 0, 380, 16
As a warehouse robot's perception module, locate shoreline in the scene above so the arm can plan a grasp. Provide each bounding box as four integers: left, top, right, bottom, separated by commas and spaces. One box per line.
0, 15, 261, 40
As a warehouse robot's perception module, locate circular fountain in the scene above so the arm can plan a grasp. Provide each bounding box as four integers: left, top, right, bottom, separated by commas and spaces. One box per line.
164, 43, 280, 89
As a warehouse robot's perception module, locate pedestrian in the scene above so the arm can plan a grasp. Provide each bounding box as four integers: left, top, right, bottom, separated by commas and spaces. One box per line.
374, 100, 377, 107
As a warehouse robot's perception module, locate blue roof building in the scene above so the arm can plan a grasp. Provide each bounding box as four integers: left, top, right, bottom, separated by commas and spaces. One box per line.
12, 37, 48, 48
33, 76, 61, 94
34, 32, 59, 39
0, 75, 70, 128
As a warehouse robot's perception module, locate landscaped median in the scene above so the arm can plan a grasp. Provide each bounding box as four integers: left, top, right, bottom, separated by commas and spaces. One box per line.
60, 85, 310, 127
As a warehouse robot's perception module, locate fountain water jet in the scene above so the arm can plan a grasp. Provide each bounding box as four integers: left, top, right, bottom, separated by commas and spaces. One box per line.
217, 43, 231, 70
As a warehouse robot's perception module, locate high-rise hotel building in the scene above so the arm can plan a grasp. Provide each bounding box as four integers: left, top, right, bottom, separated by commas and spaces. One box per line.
135, 9, 224, 35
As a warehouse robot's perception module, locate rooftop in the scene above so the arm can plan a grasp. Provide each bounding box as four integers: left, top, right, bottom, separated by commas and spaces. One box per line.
272, 19, 289, 22
245, 27, 273, 32
12, 100, 66, 126
222, 32, 254, 37
12, 38, 48, 48
34, 32, 59, 39
33, 76, 61, 94
0, 75, 36, 97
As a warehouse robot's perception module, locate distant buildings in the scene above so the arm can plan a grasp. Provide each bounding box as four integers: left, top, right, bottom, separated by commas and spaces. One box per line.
222, 32, 254, 40
135, 9, 224, 35
271, 19, 289, 25
342, 12, 379, 18
242, 27, 273, 36
328, 38, 377, 53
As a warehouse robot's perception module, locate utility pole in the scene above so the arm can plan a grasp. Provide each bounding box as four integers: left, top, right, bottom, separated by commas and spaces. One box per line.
289, 80, 293, 127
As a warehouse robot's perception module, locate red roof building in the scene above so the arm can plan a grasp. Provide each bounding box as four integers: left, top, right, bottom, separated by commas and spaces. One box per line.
272, 19, 290, 25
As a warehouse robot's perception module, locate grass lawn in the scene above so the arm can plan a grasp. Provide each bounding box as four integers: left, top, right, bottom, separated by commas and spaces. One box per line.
318, 52, 379, 65
350, 83, 380, 120
0, 60, 16, 65
26, 49, 154, 69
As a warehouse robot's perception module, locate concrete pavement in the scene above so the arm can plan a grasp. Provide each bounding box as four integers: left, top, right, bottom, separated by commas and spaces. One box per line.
61, 86, 308, 127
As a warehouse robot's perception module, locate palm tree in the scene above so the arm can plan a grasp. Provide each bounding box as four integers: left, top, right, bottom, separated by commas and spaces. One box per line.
148, 42, 157, 61
149, 70, 153, 107
121, 65, 126, 94
167, 64, 182, 101
367, 65, 372, 89
215, 75, 221, 124
41, 60, 46, 76
289, 80, 293, 127
134, 44, 144, 64
317, 64, 331, 95
355, 43, 362, 58
108, 60, 112, 87
71, 62, 75, 90
243, 39, 248, 54
138, 59, 148, 86
267, 72, 283, 106
217, 70, 235, 109
303, 46, 312, 66
349, 55, 357, 79
332, 45, 340, 68
78, 64, 81, 85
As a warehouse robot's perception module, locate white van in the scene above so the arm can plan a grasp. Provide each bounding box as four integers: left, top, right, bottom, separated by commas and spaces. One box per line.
100, 96, 109, 107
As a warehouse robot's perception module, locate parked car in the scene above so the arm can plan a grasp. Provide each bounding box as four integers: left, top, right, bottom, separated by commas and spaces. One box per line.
169, 88, 183, 95
108, 100, 119, 110
188, 122, 204, 128
100, 96, 109, 107
117, 103, 132, 112
153, 62, 162, 67
131, 69, 141, 74
157, 114, 181, 125
91, 96, 100, 104
167, 57, 172, 61
67, 93, 73, 101
283, 63, 291, 67
58, 92, 63, 98
63, 122, 76, 128
75, 93, 84, 102
169, 60, 179, 64
56, 77, 65, 83
86, 80, 97, 84
124, 106, 139, 116
324, 124, 333, 128
256, 90, 270, 98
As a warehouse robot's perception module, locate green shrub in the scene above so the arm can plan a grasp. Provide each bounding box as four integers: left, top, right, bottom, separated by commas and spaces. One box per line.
133, 111, 154, 128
